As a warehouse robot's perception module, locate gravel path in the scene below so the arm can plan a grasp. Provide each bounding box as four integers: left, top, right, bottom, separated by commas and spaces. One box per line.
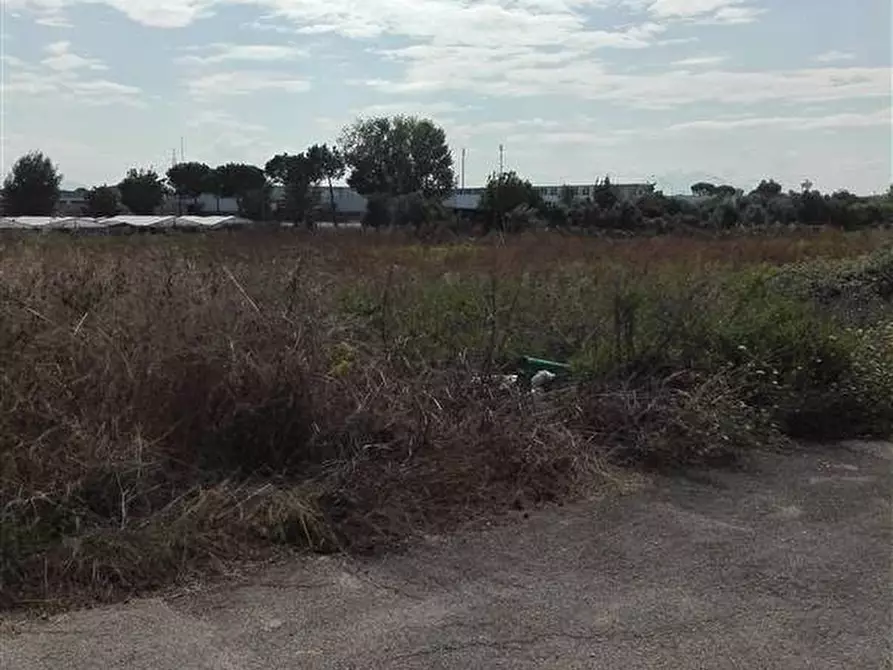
2, 441, 890, 669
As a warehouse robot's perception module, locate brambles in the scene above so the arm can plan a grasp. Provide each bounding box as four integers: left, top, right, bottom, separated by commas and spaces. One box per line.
2, 230, 893, 608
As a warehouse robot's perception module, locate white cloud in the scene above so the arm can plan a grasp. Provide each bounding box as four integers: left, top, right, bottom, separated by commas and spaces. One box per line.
176, 43, 308, 65
4, 42, 140, 105
698, 5, 765, 24
814, 50, 856, 64
35, 12, 74, 27
5, 68, 142, 104
185, 70, 311, 98
42, 41, 107, 71
671, 54, 727, 66
368, 48, 890, 108
666, 108, 893, 133
624, 0, 765, 24
352, 101, 472, 119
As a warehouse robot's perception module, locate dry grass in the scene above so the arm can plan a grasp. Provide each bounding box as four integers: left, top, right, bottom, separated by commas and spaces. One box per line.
1, 227, 892, 608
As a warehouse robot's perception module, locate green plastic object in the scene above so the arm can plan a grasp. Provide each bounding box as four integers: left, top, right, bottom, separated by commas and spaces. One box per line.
518, 356, 572, 377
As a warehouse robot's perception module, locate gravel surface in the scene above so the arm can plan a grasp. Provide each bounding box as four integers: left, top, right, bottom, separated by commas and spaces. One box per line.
2, 441, 890, 669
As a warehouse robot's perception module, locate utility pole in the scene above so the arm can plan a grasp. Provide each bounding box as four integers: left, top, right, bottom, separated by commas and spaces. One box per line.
171, 149, 177, 168
180, 137, 185, 163
460, 148, 466, 190
498, 144, 504, 175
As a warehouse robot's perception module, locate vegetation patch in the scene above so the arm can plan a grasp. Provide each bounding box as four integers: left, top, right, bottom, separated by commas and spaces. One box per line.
2, 230, 893, 608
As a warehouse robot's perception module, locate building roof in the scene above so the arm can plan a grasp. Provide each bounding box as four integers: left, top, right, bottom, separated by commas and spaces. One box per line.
104, 215, 177, 228
174, 215, 250, 229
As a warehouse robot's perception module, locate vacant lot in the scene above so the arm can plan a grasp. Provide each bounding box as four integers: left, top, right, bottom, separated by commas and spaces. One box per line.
2, 228, 893, 608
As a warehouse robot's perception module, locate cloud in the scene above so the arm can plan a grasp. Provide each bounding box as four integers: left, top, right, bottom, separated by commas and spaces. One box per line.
35, 12, 74, 27
671, 55, 727, 66
623, 0, 766, 24
5, 68, 142, 104
665, 108, 893, 133
179, 109, 281, 166
185, 70, 311, 98
697, 5, 766, 24
41, 41, 107, 71
351, 101, 472, 119
4, 42, 141, 105
176, 43, 308, 65
8, 0, 670, 44
367, 48, 889, 109
419, 107, 891, 154
814, 50, 856, 64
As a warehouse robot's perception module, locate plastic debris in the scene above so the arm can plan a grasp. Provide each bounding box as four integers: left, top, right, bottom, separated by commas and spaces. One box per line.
530, 369, 557, 391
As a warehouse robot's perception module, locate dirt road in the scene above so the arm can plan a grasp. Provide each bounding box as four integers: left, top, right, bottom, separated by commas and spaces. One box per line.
2, 441, 890, 669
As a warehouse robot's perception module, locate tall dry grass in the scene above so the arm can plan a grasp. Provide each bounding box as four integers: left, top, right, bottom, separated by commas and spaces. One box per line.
2, 227, 892, 608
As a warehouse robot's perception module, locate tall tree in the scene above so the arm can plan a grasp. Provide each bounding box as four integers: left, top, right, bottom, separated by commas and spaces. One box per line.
118, 168, 166, 215
479, 171, 543, 231
690, 182, 717, 198
339, 115, 454, 200
751, 179, 783, 199
714, 185, 739, 199
306, 143, 345, 226
215, 163, 268, 219
205, 167, 224, 213
166, 162, 211, 213
1, 151, 62, 215
592, 176, 618, 210
264, 153, 320, 225
84, 184, 119, 217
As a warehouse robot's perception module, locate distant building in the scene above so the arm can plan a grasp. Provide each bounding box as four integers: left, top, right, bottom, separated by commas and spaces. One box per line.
451, 183, 654, 210
57, 189, 89, 215
52, 181, 655, 219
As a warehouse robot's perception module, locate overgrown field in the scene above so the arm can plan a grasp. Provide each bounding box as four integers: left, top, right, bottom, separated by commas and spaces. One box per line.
3, 228, 893, 608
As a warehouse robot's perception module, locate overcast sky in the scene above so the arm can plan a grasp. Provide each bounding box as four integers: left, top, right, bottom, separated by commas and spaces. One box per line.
1, 0, 890, 194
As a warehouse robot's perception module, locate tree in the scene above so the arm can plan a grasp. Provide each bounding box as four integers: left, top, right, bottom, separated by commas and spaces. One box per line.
714, 185, 739, 199
265, 152, 321, 226
1, 151, 62, 215
801, 179, 814, 193
559, 184, 575, 209
796, 189, 829, 224
636, 191, 681, 219
166, 162, 211, 214
752, 179, 783, 199
214, 163, 268, 219
709, 201, 740, 229
592, 176, 618, 210
118, 168, 166, 215
84, 185, 119, 217
691, 182, 717, 198
205, 167, 224, 213
479, 171, 543, 231
306, 143, 345, 226
339, 115, 454, 200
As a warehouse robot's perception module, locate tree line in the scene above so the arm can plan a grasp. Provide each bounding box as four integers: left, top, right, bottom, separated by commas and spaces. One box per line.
3, 114, 892, 232
1, 115, 454, 225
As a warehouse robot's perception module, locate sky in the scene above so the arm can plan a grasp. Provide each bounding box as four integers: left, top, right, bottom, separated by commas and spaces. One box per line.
0, 0, 890, 194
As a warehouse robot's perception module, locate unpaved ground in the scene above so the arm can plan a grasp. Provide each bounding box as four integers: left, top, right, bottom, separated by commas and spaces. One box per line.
2, 441, 891, 669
